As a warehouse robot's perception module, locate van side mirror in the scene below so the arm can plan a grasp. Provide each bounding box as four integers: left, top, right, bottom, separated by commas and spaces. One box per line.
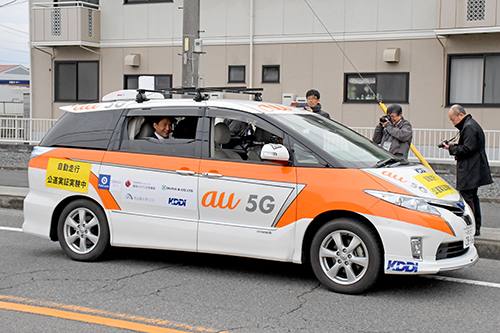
260, 143, 289, 162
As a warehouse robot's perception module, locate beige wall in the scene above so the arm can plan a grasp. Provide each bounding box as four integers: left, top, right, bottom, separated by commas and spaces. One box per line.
29, 0, 500, 132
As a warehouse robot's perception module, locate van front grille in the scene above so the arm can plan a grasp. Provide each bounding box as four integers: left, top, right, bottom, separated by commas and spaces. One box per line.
436, 241, 469, 260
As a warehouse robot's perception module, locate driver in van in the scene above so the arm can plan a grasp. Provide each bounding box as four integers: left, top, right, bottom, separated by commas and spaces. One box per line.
152, 116, 173, 141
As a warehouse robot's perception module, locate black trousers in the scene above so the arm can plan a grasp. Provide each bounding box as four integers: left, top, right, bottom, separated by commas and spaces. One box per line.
460, 188, 482, 231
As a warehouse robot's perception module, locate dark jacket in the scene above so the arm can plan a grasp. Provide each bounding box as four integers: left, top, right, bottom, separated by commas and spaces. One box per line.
311, 103, 330, 119
448, 114, 493, 190
372, 117, 412, 160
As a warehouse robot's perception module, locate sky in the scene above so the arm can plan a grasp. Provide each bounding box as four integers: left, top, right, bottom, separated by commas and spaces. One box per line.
0, 0, 29, 68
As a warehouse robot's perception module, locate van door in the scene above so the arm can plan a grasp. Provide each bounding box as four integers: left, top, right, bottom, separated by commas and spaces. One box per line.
197, 110, 299, 261
100, 108, 203, 252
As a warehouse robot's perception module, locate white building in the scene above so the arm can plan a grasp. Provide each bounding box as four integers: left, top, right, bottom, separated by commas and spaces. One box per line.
0, 65, 29, 102
29, 0, 500, 131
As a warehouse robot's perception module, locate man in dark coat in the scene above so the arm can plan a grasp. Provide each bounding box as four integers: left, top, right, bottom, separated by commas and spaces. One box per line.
443, 104, 493, 236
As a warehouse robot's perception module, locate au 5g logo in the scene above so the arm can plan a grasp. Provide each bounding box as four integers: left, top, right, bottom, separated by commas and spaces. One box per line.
246, 194, 275, 214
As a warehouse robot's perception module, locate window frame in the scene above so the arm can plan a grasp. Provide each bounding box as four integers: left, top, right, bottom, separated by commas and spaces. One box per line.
228, 65, 246, 83
447, 53, 500, 107
343, 72, 409, 104
115, 107, 204, 159
54, 61, 99, 103
203, 108, 286, 162
262, 65, 280, 83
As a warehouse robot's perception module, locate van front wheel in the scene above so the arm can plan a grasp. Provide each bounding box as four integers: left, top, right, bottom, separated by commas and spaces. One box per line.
310, 218, 382, 294
57, 199, 110, 261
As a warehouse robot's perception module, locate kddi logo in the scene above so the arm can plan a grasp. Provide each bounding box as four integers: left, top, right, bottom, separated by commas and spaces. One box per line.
168, 198, 187, 206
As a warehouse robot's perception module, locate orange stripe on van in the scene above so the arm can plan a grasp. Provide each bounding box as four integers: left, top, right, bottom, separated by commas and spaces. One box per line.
29, 148, 106, 170
89, 173, 121, 211
293, 168, 454, 235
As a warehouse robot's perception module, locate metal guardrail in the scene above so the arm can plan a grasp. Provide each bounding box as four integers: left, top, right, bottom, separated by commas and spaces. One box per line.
0, 102, 23, 115
1, 118, 499, 166
352, 127, 500, 166
0, 117, 57, 145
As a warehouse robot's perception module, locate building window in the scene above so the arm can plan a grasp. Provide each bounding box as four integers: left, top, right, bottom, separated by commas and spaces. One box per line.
125, 75, 172, 98
55, 61, 99, 102
448, 54, 500, 105
124, 0, 173, 4
124, 75, 172, 90
228, 66, 245, 83
344, 73, 409, 103
262, 65, 280, 83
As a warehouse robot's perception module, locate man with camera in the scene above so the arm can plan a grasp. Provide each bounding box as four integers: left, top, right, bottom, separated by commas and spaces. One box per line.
372, 104, 412, 161
441, 104, 493, 236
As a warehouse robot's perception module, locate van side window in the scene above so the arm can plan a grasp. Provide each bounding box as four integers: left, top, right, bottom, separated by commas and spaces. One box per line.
207, 112, 283, 162
40, 110, 123, 150
290, 138, 328, 167
119, 115, 200, 158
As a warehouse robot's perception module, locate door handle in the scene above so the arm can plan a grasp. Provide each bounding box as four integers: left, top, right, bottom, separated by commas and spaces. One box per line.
202, 172, 222, 179
175, 170, 196, 176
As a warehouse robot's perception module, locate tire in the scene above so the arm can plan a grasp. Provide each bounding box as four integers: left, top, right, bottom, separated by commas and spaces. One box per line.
310, 218, 382, 294
57, 199, 110, 261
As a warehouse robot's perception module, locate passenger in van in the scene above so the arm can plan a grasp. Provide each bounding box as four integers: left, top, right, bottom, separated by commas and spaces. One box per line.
151, 116, 173, 141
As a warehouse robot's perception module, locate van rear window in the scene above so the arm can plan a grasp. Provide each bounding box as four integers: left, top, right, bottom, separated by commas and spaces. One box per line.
40, 110, 123, 150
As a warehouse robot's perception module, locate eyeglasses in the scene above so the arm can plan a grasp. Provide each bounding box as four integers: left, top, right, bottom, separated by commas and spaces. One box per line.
306, 96, 318, 101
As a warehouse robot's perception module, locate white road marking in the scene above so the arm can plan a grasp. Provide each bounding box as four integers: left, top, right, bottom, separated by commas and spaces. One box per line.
422, 275, 500, 289
2, 225, 500, 290
0, 226, 23, 233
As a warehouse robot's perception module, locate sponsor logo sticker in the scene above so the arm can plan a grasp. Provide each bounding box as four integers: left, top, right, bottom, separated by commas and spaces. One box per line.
98, 174, 111, 190
387, 260, 419, 273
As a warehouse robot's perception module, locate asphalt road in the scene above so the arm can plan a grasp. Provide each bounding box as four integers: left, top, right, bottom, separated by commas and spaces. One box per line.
1, 208, 500, 332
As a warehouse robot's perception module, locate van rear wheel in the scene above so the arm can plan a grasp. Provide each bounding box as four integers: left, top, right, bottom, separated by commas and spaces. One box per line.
310, 218, 382, 294
57, 199, 110, 261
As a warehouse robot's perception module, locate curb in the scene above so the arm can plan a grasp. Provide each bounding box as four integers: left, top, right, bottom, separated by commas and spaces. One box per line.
0, 195, 24, 210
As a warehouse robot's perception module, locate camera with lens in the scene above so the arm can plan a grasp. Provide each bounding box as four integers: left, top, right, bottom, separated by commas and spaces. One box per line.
380, 114, 391, 124
437, 139, 449, 148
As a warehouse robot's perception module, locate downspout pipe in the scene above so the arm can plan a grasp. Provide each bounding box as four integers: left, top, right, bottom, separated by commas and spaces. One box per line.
249, 0, 254, 96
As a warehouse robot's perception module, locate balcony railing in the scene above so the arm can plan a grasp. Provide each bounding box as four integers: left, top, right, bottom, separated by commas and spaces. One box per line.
32, 1, 100, 46
436, 0, 500, 34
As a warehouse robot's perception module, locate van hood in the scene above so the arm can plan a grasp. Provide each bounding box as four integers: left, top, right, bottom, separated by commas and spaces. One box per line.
364, 165, 460, 201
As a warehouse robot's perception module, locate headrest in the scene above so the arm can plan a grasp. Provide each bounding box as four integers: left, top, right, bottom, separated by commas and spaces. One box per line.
128, 116, 145, 140
214, 122, 231, 144
254, 128, 272, 143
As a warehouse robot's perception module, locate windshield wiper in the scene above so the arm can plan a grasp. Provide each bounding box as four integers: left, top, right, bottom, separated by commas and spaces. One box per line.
375, 157, 402, 168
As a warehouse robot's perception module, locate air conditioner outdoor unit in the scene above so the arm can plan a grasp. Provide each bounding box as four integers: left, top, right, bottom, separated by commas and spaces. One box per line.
282, 93, 296, 106
209, 92, 224, 99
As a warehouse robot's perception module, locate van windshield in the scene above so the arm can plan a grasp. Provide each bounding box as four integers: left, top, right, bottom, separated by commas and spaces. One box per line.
274, 114, 394, 168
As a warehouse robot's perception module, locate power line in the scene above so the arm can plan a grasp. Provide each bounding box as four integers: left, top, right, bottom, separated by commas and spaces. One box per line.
0, 58, 29, 66
0, 46, 28, 53
0, 23, 28, 35
0, 1, 17, 8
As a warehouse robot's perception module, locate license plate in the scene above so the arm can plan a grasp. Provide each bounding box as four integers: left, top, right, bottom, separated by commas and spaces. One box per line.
463, 226, 474, 248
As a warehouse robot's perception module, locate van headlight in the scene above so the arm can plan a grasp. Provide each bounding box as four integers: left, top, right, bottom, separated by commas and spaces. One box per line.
364, 190, 440, 216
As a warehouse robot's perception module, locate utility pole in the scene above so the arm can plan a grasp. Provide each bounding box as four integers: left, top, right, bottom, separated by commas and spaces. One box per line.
181, 0, 200, 87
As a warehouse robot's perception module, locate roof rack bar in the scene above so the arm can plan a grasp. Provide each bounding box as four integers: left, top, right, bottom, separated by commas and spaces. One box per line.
135, 87, 264, 103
